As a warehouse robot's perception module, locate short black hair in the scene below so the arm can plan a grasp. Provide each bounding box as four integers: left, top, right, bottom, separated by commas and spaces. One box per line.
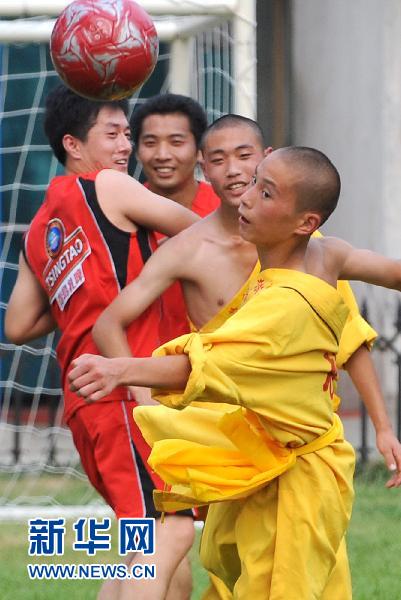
131, 93, 207, 149
201, 114, 265, 151
44, 84, 129, 165
277, 146, 341, 225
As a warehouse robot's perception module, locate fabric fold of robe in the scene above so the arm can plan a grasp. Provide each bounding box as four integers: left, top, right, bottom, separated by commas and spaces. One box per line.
139, 409, 344, 511
133, 268, 356, 599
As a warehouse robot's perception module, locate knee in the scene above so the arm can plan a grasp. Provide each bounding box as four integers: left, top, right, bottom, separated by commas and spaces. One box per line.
157, 515, 195, 554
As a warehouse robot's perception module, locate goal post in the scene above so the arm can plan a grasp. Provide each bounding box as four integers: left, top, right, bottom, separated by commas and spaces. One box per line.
0, 0, 256, 518
0, 0, 256, 117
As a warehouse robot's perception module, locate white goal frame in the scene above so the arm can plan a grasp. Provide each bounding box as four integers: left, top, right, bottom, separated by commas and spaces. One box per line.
0, 0, 256, 520
0, 0, 256, 118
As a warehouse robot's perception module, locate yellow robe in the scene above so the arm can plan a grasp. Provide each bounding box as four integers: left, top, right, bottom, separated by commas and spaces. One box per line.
189, 240, 375, 600
196, 231, 376, 368
135, 269, 356, 599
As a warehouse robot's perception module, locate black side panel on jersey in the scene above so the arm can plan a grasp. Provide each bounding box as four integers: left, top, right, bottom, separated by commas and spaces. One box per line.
79, 178, 153, 288
79, 178, 129, 289
136, 227, 152, 263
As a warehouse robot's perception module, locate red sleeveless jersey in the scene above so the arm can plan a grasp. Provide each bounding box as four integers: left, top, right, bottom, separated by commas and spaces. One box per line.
24, 172, 173, 421
190, 181, 220, 217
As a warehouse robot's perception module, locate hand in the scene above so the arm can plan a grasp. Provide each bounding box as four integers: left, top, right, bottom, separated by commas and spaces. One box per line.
127, 386, 157, 406
68, 354, 123, 402
376, 428, 401, 488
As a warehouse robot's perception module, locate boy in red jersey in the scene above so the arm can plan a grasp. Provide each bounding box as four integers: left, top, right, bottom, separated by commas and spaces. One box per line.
5, 85, 198, 600
132, 93, 221, 344
132, 93, 220, 217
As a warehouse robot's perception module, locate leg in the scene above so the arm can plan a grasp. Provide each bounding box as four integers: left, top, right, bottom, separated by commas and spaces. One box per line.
165, 555, 192, 600
118, 515, 194, 600
70, 401, 195, 599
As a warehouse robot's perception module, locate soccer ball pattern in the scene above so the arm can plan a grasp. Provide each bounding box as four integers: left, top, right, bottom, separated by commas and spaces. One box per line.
50, 0, 159, 100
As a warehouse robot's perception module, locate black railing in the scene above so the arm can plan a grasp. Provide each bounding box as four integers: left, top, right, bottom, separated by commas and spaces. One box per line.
358, 300, 401, 465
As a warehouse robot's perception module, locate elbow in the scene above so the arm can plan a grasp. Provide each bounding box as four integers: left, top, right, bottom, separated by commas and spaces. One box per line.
5, 319, 27, 345
92, 312, 113, 350
92, 316, 105, 348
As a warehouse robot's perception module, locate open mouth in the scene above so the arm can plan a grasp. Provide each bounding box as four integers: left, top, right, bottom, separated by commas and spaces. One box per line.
238, 214, 250, 225
154, 167, 175, 175
114, 159, 128, 169
227, 182, 247, 192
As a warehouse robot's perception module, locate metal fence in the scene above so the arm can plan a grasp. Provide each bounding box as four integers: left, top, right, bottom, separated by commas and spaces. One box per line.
358, 300, 401, 464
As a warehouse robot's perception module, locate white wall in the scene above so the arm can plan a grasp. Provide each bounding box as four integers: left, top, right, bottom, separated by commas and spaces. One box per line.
291, 0, 401, 409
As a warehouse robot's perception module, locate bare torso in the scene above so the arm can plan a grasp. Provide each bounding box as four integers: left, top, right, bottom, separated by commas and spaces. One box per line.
173, 211, 258, 329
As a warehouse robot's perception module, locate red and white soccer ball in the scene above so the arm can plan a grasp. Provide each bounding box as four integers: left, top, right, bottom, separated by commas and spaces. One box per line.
50, 0, 159, 100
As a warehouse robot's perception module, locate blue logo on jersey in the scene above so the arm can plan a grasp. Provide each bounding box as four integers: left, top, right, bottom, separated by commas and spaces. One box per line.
45, 219, 65, 258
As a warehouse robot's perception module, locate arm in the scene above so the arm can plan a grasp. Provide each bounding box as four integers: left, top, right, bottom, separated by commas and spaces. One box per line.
344, 345, 401, 488
68, 353, 191, 402
5, 253, 57, 344
93, 234, 186, 357
326, 237, 401, 290
96, 169, 199, 237
71, 287, 327, 425
92, 236, 187, 405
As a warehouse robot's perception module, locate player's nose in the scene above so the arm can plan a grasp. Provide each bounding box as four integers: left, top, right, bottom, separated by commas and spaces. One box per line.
239, 186, 253, 207
117, 133, 132, 153
226, 157, 241, 176
154, 142, 172, 160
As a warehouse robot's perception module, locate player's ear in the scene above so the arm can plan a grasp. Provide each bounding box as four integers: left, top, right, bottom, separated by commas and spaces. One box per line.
295, 212, 322, 236
264, 146, 273, 157
199, 154, 208, 181
63, 134, 82, 160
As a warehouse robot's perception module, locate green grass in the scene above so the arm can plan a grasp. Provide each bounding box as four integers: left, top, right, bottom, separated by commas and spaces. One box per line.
0, 522, 208, 600
0, 472, 99, 506
1, 466, 400, 599
348, 466, 401, 600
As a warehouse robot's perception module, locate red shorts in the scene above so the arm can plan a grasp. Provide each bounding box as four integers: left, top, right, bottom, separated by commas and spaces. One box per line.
68, 399, 164, 519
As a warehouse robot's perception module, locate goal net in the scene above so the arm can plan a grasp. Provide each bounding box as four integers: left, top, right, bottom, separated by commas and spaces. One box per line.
0, 1, 256, 518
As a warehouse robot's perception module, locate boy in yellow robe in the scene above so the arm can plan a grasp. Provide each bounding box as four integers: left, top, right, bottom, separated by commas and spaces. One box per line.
91, 115, 400, 485
69, 147, 401, 598
90, 117, 400, 599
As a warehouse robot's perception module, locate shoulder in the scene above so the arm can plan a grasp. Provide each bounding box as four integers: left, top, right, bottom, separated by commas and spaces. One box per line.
165, 217, 206, 251
95, 168, 130, 188
158, 217, 212, 271
95, 169, 146, 193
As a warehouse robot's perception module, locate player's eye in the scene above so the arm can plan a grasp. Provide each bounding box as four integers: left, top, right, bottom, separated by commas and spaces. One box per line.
251, 175, 257, 185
